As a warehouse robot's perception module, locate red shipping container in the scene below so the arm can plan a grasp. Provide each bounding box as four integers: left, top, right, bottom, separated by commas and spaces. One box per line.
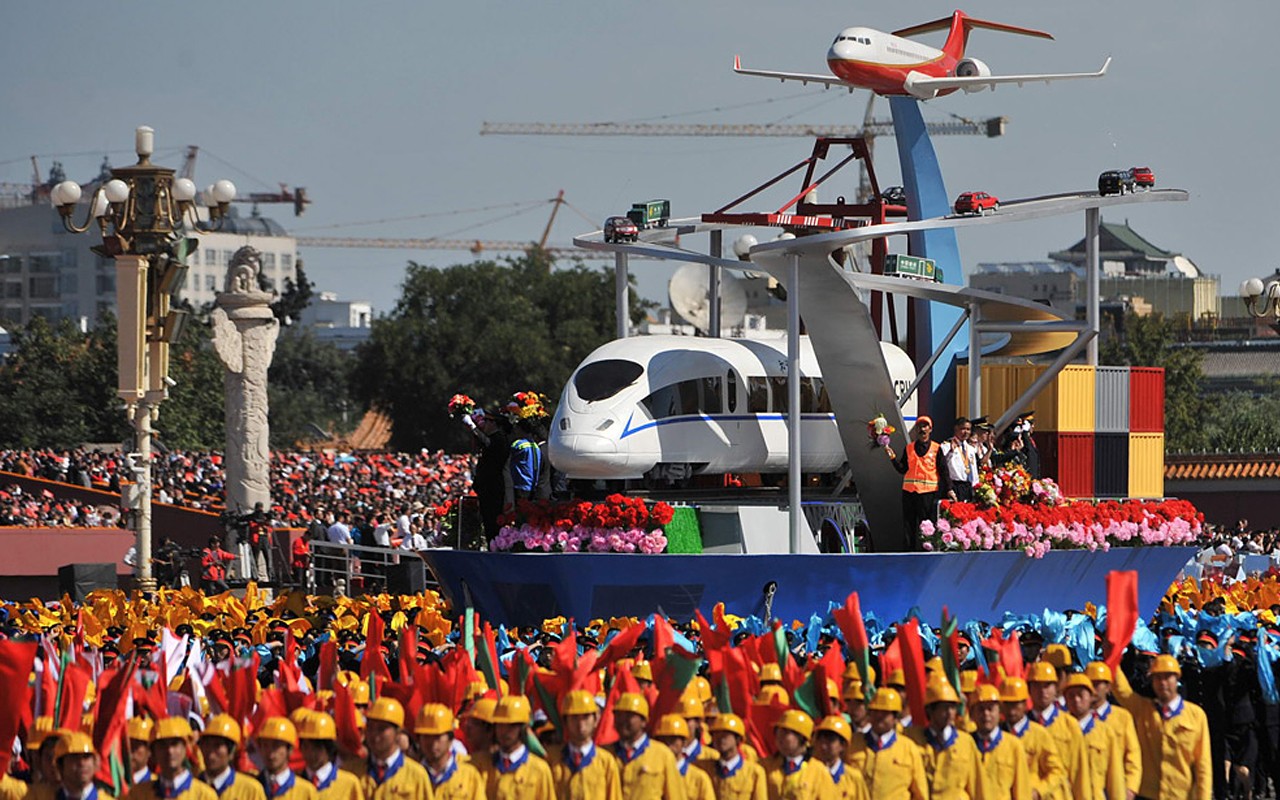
1129, 368, 1165, 433
1031, 432, 1094, 498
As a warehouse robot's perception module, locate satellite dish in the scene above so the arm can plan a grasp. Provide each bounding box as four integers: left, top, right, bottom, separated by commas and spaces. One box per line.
669, 263, 748, 334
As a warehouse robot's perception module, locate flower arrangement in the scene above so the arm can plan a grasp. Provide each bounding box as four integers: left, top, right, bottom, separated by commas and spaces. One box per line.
447, 394, 476, 418
490, 494, 674, 554
976, 464, 1064, 509
866, 414, 895, 449
505, 390, 550, 422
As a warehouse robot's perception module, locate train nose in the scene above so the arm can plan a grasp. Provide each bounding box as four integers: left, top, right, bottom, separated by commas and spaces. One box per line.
547, 433, 626, 479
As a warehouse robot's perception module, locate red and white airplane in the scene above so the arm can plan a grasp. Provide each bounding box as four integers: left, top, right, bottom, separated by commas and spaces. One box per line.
734, 10, 1110, 99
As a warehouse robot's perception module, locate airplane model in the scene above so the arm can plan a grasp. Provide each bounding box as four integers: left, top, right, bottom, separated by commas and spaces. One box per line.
734, 10, 1110, 99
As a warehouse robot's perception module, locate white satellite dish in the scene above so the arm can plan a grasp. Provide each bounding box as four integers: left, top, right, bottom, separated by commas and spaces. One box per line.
669, 262, 749, 334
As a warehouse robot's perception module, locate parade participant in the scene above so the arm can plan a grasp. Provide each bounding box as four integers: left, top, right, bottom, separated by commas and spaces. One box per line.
653, 714, 714, 800
549, 690, 619, 800
939, 417, 980, 502
631, 662, 655, 692
491, 695, 555, 800
903, 679, 990, 799
256, 718, 316, 800
508, 419, 543, 503
199, 715, 266, 800
201, 536, 236, 594
412, 704, 484, 800
676, 694, 713, 767
1111, 654, 1212, 800
463, 409, 512, 545
842, 683, 869, 736
296, 713, 364, 800
27, 717, 63, 800
610, 693, 684, 800
129, 718, 217, 800
1061, 674, 1124, 800
755, 664, 789, 707
761, 709, 828, 800
844, 689, 926, 800
460, 698, 497, 782
359, 698, 431, 800
1026, 662, 1091, 800
1083, 661, 1142, 800
705, 715, 767, 800
999, 677, 1067, 800
54, 732, 114, 800
969, 684, 1030, 800
128, 717, 155, 786
810, 717, 869, 800
884, 416, 952, 550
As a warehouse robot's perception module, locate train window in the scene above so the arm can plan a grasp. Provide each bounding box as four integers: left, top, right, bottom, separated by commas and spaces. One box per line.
641, 384, 678, 419
769, 377, 789, 413
574, 359, 643, 401
815, 378, 832, 413
701, 376, 723, 414
678, 380, 700, 416
747, 377, 769, 413
799, 378, 816, 413
726, 371, 737, 412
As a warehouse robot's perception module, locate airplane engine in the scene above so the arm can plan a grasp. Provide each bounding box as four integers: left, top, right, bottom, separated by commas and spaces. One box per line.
954, 58, 992, 92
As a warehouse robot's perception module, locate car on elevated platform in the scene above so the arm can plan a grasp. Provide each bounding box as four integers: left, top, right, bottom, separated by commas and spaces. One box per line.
954, 190, 999, 215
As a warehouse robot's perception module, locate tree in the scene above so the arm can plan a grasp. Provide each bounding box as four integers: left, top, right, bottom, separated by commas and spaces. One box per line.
152, 317, 226, 451
1196, 387, 1280, 453
0, 317, 110, 448
272, 259, 314, 325
1099, 312, 1207, 452
268, 328, 357, 447
352, 252, 648, 450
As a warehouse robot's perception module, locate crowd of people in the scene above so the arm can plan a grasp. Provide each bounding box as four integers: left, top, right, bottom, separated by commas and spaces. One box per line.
0, 482, 117, 528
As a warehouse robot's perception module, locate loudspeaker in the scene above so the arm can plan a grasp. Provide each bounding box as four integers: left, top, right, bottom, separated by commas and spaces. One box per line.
58, 563, 117, 602
386, 559, 428, 595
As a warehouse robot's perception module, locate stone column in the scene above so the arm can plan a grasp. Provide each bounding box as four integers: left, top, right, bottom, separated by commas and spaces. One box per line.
211, 246, 279, 517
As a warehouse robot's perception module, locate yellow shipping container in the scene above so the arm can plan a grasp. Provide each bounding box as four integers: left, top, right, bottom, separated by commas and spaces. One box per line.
1128, 433, 1165, 498
959, 364, 1096, 432
956, 365, 1022, 421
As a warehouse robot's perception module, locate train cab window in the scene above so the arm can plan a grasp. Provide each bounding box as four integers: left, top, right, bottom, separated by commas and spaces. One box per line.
701, 376, 723, 414
642, 380, 700, 420
574, 359, 643, 401
815, 378, 832, 413
747, 377, 769, 413
799, 378, 816, 413
726, 371, 738, 412
769, 377, 789, 413
678, 379, 700, 416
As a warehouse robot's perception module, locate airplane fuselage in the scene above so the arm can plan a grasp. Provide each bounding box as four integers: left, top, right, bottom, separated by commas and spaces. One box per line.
826, 27, 958, 97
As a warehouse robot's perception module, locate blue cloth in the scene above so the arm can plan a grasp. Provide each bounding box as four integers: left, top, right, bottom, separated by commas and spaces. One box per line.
509, 439, 541, 492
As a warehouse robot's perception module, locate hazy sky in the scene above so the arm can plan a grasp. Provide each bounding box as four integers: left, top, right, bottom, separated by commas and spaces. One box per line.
3, 1, 1275, 315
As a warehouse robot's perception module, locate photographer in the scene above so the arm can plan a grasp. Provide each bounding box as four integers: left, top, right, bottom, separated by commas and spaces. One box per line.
201, 535, 236, 594
243, 502, 272, 583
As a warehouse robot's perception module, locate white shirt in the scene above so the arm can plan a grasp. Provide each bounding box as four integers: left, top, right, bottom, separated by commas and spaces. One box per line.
265, 768, 292, 791
208, 767, 234, 793
327, 522, 352, 544
940, 439, 979, 485
399, 532, 428, 551
372, 523, 392, 548
307, 763, 335, 786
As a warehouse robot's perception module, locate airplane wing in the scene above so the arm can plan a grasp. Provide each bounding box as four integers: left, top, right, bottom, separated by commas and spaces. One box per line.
908, 57, 1111, 94
732, 56, 853, 90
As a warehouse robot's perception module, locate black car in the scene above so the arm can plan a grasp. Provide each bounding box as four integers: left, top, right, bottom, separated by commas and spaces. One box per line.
1098, 169, 1135, 196
880, 186, 908, 205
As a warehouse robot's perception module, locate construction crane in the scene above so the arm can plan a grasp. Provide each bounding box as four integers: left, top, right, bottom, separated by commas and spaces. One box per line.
180, 145, 311, 216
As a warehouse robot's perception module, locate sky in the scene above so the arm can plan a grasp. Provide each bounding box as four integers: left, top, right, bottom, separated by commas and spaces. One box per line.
3, 1, 1277, 316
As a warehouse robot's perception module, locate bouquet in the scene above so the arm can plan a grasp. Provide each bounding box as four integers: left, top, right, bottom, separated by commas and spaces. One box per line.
490, 495, 675, 554
866, 414, 895, 449
447, 394, 476, 418
505, 390, 550, 422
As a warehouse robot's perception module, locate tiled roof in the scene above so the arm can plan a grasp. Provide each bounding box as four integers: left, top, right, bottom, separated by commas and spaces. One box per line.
1166, 454, 1280, 480
1199, 349, 1280, 379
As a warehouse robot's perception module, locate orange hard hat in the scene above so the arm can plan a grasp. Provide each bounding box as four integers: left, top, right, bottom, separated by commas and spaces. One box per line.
677, 693, 704, 720
256, 717, 298, 747
491, 696, 532, 725
631, 661, 653, 682
842, 681, 865, 702
152, 717, 194, 743
54, 732, 96, 761
1148, 654, 1182, 677
1043, 644, 1072, 670
924, 679, 960, 706
465, 697, 497, 724
886, 668, 906, 688
126, 717, 154, 743
971, 684, 1001, 705
755, 685, 790, 705
560, 690, 598, 717
1062, 673, 1094, 693
614, 693, 650, 720
759, 663, 783, 684
960, 670, 978, 694
687, 676, 712, 704
708, 714, 746, 738
350, 681, 371, 706
29, 716, 56, 749
1085, 662, 1114, 683
867, 687, 903, 713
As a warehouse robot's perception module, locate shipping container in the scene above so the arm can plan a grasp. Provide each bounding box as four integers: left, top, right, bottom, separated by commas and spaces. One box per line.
1094, 433, 1130, 497
1095, 366, 1130, 433
1129, 368, 1165, 433
1033, 432, 1095, 498
1128, 433, 1165, 498
956, 365, 1020, 422
959, 364, 1096, 432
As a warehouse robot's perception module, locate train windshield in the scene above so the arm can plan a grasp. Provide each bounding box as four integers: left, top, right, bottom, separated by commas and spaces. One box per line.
574, 359, 643, 401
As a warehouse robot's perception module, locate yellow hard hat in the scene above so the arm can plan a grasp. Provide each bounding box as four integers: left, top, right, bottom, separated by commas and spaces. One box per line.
28, 716, 56, 749
289, 708, 313, 726
960, 670, 978, 694
80, 713, 94, 734
925, 657, 943, 675
256, 717, 298, 747
759, 663, 783, 684
677, 693, 704, 720
54, 731, 96, 761
886, 668, 906, 688
631, 661, 653, 682
774, 709, 814, 741
652, 714, 689, 739
465, 680, 489, 701
867, 687, 903, 713
1044, 644, 1072, 670
843, 663, 876, 684
842, 681, 865, 702
1085, 662, 1114, 683
825, 678, 840, 702
335, 670, 359, 687
924, 679, 961, 706
614, 693, 650, 719
755, 684, 790, 705
413, 704, 454, 736
1026, 661, 1058, 684
561, 690, 598, 717
350, 681, 371, 706
688, 676, 712, 704
298, 712, 337, 741
201, 714, 242, 747
707, 713, 746, 738
1062, 673, 1094, 693
815, 715, 852, 743
365, 697, 406, 729
126, 717, 154, 743
152, 717, 194, 743
999, 678, 1029, 703
1148, 654, 1182, 677
971, 684, 1001, 705
491, 696, 532, 725
465, 697, 498, 724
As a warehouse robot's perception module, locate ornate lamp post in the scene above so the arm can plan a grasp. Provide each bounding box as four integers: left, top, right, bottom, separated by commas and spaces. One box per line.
50, 126, 236, 591
1239, 275, 1280, 318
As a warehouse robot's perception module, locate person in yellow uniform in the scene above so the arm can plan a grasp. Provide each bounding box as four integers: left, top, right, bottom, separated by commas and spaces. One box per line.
632, 662, 655, 693
811, 717, 869, 800
413, 704, 484, 800
841, 682, 869, 737
359, 698, 431, 800
1084, 661, 1142, 800
611, 693, 684, 800
705, 715, 767, 800
760, 709, 829, 800
756, 665, 789, 707
129, 717, 156, 786
491, 695, 556, 800
460, 697, 497, 783
958, 672, 979, 734
128, 718, 218, 800
653, 715, 714, 800
198, 715, 265, 800
0, 770, 25, 800
24, 718, 63, 800
904, 678, 990, 799
1111, 654, 1211, 800
255, 718, 316, 800
296, 712, 364, 800
1061, 674, 1124, 800
548, 690, 620, 800
52, 732, 115, 800
969, 684, 1030, 800
675, 695, 714, 768
1026, 662, 1091, 800
844, 688, 927, 800
999, 677, 1067, 800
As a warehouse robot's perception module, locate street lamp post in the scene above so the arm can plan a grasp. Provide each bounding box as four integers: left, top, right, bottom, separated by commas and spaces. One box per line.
50, 126, 235, 592
1239, 275, 1280, 318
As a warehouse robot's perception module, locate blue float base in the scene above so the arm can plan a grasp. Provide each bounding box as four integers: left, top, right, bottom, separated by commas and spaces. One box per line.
421, 548, 1195, 628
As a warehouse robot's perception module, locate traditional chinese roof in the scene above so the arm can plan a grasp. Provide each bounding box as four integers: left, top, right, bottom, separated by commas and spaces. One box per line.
1165, 454, 1280, 480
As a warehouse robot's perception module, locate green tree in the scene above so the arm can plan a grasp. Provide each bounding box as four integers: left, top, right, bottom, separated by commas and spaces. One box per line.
353, 252, 647, 450
153, 318, 226, 450
268, 328, 357, 447
271, 259, 314, 325
1099, 312, 1207, 451
1196, 387, 1280, 452
0, 317, 97, 447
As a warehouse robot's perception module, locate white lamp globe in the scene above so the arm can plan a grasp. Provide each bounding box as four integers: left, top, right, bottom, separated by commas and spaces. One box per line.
103, 179, 130, 204
51, 181, 81, 207
171, 178, 197, 203
211, 180, 237, 204
733, 234, 757, 259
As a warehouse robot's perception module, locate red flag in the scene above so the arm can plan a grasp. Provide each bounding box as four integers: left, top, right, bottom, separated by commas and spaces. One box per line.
896, 620, 928, 726
361, 613, 392, 683
93, 662, 136, 793
0, 641, 37, 775
317, 641, 337, 692
595, 666, 642, 747
1105, 570, 1139, 674
399, 625, 419, 685
57, 661, 93, 731
880, 636, 903, 683
746, 697, 788, 758
695, 606, 732, 651
333, 681, 366, 759
596, 624, 646, 673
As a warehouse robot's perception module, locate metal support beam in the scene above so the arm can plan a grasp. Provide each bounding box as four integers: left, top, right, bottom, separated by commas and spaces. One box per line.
787, 254, 803, 554
898, 309, 969, 409
615, 252, 629, 339
969, 303, 982, 419
1085, 207, 1100, 365
709, 230, 722, 337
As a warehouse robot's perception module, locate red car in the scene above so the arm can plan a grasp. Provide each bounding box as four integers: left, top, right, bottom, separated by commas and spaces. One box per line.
1130, 166, 1155, 188
603, 216, 639, 243
954, 191, 999, 216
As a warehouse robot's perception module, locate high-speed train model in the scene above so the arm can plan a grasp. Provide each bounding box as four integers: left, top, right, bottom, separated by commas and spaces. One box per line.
547, 335, 918, 482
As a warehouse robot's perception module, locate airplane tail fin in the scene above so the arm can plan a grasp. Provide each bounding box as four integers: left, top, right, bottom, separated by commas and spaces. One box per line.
894, 10, 1053, 60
